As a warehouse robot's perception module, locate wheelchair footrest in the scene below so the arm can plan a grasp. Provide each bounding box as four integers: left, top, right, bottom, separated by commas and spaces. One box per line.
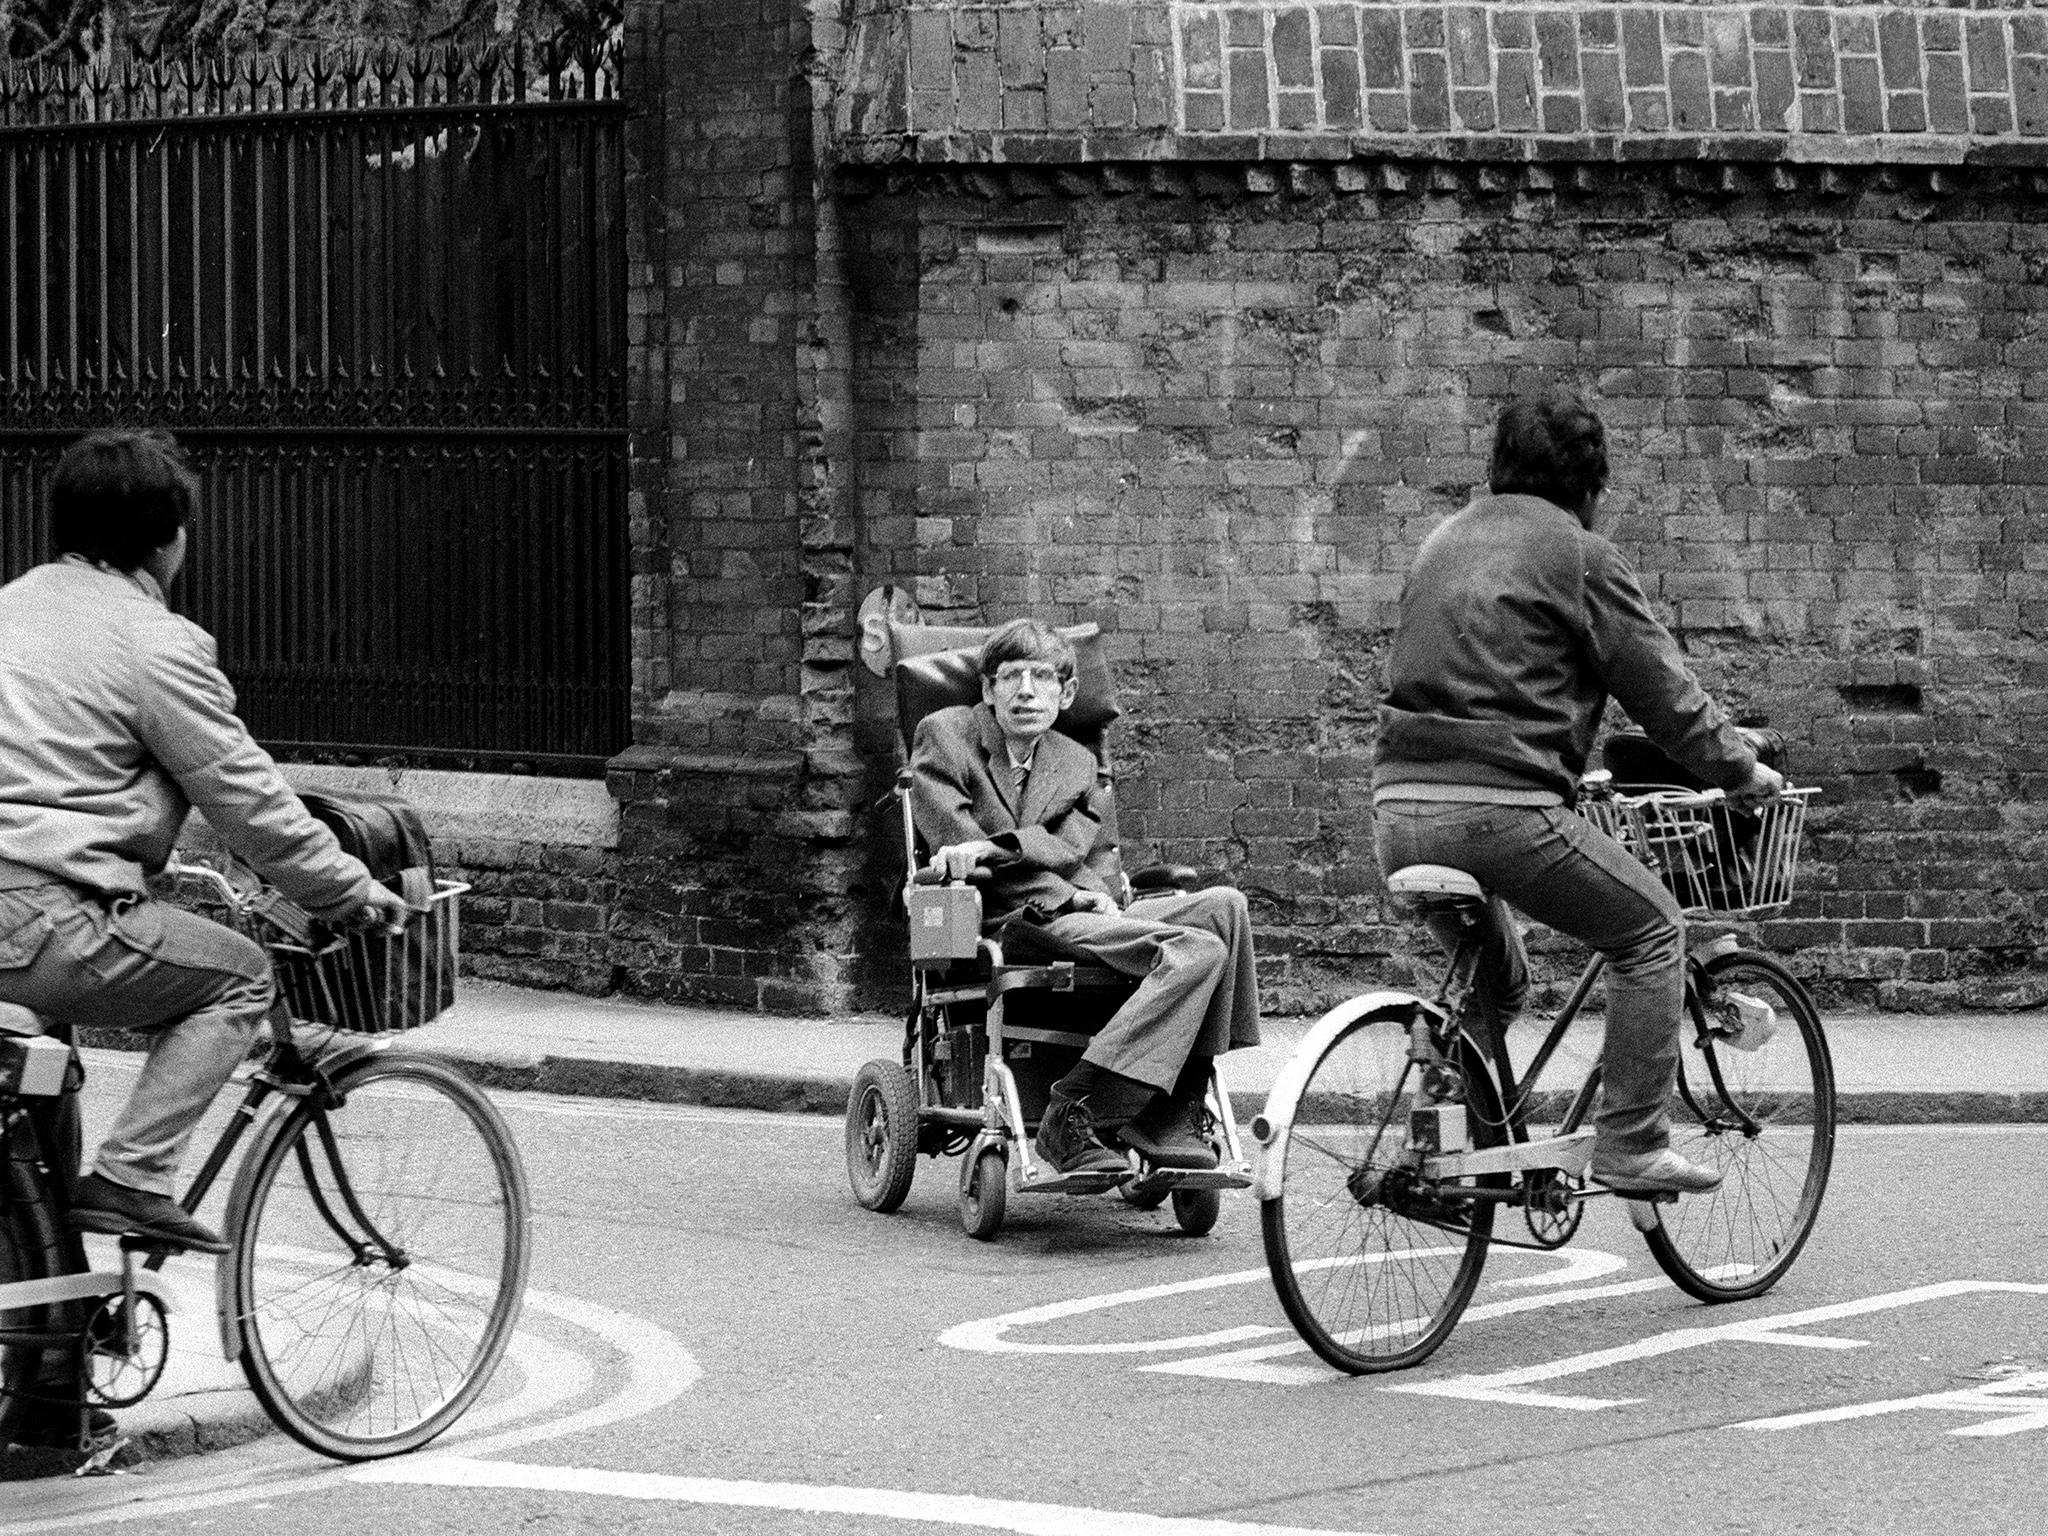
1123, 1166, 1253, 1195
1016, 1167, 1128, 1196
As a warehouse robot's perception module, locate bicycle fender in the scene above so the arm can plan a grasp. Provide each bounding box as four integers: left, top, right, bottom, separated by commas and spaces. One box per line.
1249, 990, 1440, 1202
212, 1098, 298, 1362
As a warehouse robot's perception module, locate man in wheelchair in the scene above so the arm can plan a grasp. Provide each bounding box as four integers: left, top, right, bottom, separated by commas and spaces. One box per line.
910, 619, 1261, 1178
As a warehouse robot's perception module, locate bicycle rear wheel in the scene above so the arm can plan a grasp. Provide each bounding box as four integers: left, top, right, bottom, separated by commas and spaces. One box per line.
1644, 950, 1835, 1302
0, 1107, 65, 1443
226, 1053, 530, 1459
1260, 1000, 1499, 1374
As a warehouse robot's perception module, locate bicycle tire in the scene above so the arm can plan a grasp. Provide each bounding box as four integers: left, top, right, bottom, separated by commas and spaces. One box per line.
225, 1053, 530, 1460
1643, 950, 1835, 1303
0, 1107, 66, 1444
1261, 999, 1501, 1374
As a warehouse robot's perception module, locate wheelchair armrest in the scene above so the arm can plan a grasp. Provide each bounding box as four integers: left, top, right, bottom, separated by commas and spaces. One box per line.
1128, 864, 1199, 894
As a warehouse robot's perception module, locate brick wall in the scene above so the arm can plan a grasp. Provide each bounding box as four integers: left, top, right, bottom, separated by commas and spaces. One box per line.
825, 3, 2048, 1013
615, 0, 866, 1011
592, 1, 2048, 1014
842, 1, 2048, 164
844, 155, 2048, 1012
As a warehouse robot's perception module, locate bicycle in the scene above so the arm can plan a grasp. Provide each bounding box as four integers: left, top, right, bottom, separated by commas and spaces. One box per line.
0, 858, 532, 1461
1253, 777, 1835, 1374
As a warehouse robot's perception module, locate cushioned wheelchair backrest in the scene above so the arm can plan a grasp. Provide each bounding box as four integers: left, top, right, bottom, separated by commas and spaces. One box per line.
892, 620, 1120, 757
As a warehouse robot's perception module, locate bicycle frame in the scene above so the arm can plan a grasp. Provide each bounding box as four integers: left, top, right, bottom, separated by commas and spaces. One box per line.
0, 986, 418, 1411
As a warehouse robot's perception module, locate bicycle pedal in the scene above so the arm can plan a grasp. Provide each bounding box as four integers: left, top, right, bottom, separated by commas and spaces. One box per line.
72, 1436, 130, 1477
1621, 1194, 1675, 1233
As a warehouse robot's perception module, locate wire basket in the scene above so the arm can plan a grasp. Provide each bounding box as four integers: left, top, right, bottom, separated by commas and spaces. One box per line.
232, 880, 468, 1034
1576, 789, 1815, 917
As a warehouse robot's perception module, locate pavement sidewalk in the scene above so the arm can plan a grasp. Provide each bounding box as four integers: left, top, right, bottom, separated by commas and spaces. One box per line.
17, 978, 2048, 1479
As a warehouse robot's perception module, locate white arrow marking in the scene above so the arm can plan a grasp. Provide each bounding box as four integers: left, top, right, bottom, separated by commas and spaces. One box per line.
1736, 1369, 2048, 1437
1382, 1280, 2048, 1411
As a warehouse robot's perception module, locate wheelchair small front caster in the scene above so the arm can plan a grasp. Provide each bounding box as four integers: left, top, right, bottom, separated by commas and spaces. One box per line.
1171, 1187, 1221, 1236
958, 1144, 1009, 1240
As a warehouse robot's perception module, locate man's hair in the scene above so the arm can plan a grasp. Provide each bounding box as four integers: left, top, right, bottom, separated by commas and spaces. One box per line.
979, 618, 1076, 681
1487, 391, 1609, 513
48, 430, 199, 573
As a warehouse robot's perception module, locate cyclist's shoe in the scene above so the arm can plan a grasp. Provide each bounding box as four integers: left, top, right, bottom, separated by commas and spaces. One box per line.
67, 1174, 228, 1255
1119, 1096, 1219, 1171
1034, 1092, 1127, 1176
1590, 1147, 1723, 1195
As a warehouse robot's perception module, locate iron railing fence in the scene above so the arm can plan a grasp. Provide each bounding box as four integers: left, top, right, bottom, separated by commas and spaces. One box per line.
0, 42, 628, 772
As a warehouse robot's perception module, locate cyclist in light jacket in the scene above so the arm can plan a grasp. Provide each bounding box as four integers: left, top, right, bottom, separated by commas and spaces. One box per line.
1372, 391, 1783, 1196
0, 430, 409, 1270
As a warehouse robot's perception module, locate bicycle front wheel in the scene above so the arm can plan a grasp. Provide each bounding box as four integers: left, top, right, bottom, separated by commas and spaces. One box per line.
1260, 1001, 1498, 1374
226, 1053, 531, 1459
1645, 950, 1835, 1302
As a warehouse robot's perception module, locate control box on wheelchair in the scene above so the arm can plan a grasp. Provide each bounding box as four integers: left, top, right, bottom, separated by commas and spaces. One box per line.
844, 596, 1253, 1241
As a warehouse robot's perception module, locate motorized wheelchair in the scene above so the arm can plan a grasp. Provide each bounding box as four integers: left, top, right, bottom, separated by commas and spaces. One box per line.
843, 595, 1254, 1241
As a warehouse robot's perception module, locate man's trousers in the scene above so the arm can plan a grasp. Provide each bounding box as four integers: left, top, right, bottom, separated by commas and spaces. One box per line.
1036, 885, 1262, 1092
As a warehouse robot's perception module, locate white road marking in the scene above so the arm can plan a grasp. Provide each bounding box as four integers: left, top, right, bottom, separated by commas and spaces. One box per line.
1145, 1278, 1669, 1385
942, 1248, 1634, 1365
351, 1457, 1400, 1536
1735, 1369, 2048, 1437
1382, 1280, 2048, 1411
0, 1285, 700, 1534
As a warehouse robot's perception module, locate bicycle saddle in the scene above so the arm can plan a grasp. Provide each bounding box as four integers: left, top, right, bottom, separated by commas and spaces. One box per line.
1385, 865, 1488, 902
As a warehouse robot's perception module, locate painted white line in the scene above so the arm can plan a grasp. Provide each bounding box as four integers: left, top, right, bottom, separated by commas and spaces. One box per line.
0, 1284, 700, 1534
1145, 1278, 1669, 1385
1735, 1369, 2048, 1437
1383, 1280, 2048, 1412
942, 1248, 1629, 1360
351, 1457, 1399, 1536
940, 1264, 1292, 1356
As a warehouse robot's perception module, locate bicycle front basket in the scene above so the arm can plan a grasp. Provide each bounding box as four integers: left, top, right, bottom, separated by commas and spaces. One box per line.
1610, 791, 1815, 916
255, 880, 467, 1034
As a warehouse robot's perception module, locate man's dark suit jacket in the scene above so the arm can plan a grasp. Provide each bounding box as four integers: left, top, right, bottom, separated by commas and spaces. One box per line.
909, 702, 1122, 928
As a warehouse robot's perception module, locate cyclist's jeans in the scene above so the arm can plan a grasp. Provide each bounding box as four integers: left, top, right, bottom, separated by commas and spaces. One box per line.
1375, 799, 1686, 1156
0, 882, 273, 1197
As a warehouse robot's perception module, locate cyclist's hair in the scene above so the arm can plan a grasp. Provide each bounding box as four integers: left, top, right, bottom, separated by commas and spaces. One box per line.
47, 430, 199, 573
979, 618, 1076, 682
1488, 391, 1609, 514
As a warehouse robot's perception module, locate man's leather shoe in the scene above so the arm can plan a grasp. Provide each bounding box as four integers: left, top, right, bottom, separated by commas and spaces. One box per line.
1033, 1093, 1127, 1176
1590, 1146, 1723, 1195
67, 1174, 228, 1255
1120, 1096, 1219, 1171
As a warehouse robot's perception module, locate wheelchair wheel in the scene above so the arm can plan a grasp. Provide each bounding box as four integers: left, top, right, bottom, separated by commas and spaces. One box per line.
1119, 1183, 1168, 1212
958, 1145, 1008, 1240
846, 1060, 920, 1213
1172, 1187, 1221, 1236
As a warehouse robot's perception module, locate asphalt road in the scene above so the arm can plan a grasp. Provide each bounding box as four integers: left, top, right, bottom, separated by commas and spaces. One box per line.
5, 1068, 2046, 1536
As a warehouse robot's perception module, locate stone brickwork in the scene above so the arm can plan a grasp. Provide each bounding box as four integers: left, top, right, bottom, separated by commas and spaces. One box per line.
841, 1, 2048, 165
594, 0, 2048, 1014
614, 0, 866, 1011
841, 157, 2048, 1011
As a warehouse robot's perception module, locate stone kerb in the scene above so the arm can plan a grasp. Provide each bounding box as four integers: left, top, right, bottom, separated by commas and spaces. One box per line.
838, 1, 2048, 165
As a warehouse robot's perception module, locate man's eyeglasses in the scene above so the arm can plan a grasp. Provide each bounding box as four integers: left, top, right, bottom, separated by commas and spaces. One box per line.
990, 663, 1065, 691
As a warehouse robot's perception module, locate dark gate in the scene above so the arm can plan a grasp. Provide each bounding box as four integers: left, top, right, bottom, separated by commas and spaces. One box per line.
0, 45, 628, 772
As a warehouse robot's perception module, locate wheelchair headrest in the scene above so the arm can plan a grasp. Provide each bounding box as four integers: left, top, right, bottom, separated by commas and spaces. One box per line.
893, 621, 1120, 753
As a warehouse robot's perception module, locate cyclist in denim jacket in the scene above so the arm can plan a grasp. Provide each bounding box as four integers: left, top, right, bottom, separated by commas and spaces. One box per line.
1372, 392, 1783, 1196
0, 431, 409, 1276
